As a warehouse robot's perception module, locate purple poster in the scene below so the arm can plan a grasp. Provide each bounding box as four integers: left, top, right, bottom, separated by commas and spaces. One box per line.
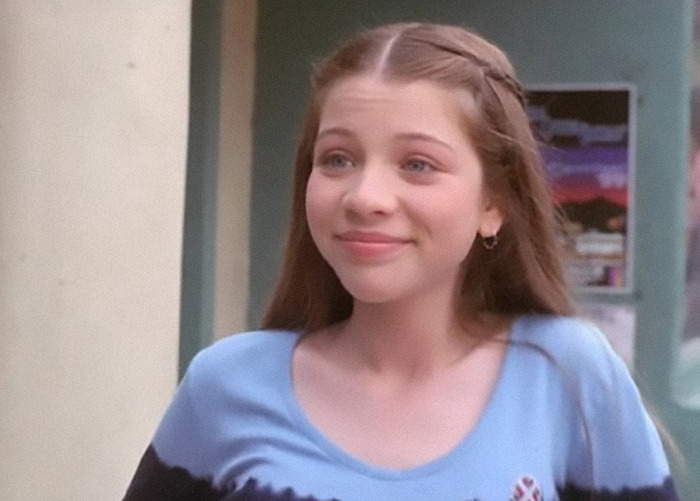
526, 85, 635, 292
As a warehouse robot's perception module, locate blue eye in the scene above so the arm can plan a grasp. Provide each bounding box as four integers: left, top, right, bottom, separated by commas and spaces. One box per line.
404, 158, 434, 173
324, 153, 353, 169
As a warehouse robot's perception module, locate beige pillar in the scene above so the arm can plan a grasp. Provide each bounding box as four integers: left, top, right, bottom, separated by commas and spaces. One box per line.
0, 1, 191, 499
214, 0, 256, 338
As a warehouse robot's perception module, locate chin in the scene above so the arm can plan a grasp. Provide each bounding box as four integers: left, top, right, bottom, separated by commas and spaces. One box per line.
337, 278, 403, 305
343, 288, 397, 305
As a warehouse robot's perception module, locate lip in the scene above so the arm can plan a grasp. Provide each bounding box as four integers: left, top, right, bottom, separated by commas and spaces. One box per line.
336, 230, 410, 244
335, 231, 412, 259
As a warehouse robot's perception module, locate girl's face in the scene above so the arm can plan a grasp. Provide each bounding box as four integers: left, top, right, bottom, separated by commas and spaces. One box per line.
305, 75, 503, 305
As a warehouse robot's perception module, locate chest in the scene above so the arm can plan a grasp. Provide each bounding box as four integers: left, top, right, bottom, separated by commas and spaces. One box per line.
218, 395, 564, 501
292, 342, 509, 470
213, 341, 572, 501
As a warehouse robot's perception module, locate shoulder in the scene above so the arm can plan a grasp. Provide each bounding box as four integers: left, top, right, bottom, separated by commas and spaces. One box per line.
183, 329, 300, 393
512, 314, 639, 416
513, 314, 621, 376
514, 315, 673, 489
192, 329, 299, 365
154, 330, 299, 446
149, 330, 300, 482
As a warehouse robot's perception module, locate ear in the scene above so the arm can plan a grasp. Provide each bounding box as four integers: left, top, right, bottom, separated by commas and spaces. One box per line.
478, 197, 504, 238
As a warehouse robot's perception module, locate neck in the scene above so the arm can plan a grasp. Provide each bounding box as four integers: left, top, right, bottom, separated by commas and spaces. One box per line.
338, 292, 483, 379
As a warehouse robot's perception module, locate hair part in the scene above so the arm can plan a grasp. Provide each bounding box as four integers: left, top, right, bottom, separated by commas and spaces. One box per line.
263, 22, 574, 332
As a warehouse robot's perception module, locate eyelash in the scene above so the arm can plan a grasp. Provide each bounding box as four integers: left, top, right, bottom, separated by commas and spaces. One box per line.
317, 152, 354, 169
402, 158, 436, 174
314, 150, 440, 177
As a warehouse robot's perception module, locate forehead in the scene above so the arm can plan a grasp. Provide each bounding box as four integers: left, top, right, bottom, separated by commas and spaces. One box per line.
318, 75, 474, 143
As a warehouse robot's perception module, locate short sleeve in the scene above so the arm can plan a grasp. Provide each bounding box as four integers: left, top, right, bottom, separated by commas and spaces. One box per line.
123, 349, 229, 500
152, 351, 220, 474
560, 321, 678, 499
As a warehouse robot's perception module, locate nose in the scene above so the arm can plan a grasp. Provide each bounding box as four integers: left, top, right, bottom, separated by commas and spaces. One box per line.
341, 164, 397, 219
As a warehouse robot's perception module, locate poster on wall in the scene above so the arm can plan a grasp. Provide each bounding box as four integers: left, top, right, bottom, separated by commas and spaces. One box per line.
525, 84, 636, 293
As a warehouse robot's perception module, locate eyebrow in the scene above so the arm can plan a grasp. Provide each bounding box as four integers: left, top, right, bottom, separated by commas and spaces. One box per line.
315, 127, 353, 141
395, 132, 455, 152
316, 127, 455, 152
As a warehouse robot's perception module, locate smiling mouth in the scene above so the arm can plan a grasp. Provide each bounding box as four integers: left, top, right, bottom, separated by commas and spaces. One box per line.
335, 231, 412, 258
336, 231, 411, 244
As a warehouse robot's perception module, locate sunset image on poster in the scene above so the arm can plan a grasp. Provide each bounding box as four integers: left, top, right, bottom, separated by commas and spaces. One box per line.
526, 86, 635, 292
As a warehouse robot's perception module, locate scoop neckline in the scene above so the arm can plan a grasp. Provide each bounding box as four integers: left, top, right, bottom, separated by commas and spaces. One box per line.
283, 317, 523, 480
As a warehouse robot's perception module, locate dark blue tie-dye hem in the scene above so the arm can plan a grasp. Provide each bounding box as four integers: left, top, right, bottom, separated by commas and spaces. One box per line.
124, 444, 679, 501
557, 476, 679, 501
123, 445, 229, 501
227, 478, 338, 501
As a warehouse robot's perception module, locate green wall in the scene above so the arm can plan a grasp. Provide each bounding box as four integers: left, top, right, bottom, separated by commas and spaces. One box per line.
180, 0, 222, 378
249, 0, 697, 494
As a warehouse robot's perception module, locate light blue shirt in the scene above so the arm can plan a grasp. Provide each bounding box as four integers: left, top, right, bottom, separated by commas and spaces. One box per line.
135, 315, 676, 500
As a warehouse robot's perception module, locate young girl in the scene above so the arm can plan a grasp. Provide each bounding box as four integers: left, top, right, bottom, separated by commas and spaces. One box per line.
125, 23, 678, 501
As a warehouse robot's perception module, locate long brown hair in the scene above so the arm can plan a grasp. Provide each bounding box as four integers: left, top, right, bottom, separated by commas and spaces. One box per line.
263, 22, 574, 332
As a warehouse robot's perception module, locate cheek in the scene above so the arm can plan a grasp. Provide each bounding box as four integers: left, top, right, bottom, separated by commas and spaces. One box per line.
428, 192, 483, 248
305, 174, 332, 240
435, 186, 483, 224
